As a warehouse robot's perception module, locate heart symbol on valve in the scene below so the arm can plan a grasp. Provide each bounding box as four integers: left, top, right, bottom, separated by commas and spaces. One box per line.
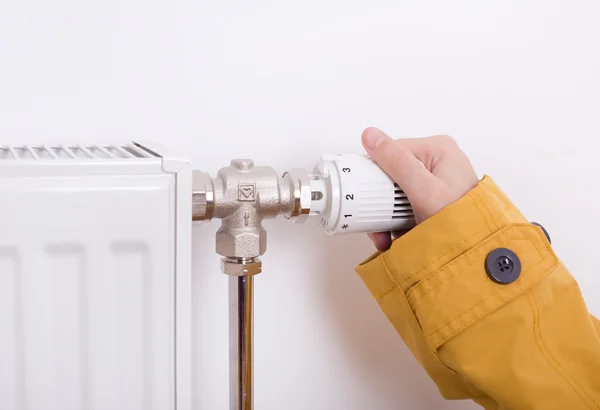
238, 184, 256, 201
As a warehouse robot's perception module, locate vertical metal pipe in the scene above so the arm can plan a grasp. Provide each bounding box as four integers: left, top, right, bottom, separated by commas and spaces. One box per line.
229, 276, 253, 410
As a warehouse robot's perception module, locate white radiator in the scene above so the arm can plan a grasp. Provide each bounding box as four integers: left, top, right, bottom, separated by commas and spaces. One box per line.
0, 142, 192, 410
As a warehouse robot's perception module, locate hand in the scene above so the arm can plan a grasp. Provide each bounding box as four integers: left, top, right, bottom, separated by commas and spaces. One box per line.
361, 127, 479, 251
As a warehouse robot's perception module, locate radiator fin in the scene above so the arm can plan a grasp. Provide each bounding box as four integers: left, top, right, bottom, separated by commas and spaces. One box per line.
0, 144, 158, 160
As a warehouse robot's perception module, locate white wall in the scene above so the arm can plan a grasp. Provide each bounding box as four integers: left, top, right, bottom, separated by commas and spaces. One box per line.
1, 0, 599, 409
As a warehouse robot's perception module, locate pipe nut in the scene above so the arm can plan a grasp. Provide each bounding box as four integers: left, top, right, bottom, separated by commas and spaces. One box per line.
215, 227, 266, 259
192, 171, 214, 221
282, 169, 312, 223
221, 258, 262, 276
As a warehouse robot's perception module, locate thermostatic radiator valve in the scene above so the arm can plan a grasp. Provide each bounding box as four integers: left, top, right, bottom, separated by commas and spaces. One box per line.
192, 154, 415, 236
307, 154, 415, 234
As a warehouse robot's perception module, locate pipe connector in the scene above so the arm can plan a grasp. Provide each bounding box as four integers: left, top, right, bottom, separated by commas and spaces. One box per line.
192, 170, 215, 221
222, 257, 262, 277
281, 169, 312, 223
192, 159, 313, 276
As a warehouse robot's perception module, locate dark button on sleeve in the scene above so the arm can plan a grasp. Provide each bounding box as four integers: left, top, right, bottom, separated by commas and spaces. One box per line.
531, 222, 551, 244
485, 248, 521, 284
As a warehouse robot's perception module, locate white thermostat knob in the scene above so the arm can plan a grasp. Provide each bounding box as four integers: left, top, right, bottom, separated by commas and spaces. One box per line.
308, 154, 416, 235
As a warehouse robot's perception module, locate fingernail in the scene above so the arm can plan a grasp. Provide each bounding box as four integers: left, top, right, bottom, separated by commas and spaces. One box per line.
363, 127, 388, 150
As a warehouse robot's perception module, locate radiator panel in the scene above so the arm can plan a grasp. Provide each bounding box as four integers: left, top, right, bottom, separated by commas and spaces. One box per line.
0, 167, 182, 410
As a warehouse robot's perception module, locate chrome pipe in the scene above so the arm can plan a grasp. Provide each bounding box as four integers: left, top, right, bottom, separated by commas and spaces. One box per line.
229, 275, 253, 410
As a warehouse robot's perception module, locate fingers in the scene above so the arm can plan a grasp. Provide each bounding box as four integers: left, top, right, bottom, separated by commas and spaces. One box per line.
362, 127, 479, 233
382, 135, 457, 172
361, 127, 444, 210
368, 231, 392, 251
367, 229, 411, 251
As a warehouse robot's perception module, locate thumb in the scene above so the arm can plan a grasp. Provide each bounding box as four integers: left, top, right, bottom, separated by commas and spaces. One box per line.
361, 127, 442, 206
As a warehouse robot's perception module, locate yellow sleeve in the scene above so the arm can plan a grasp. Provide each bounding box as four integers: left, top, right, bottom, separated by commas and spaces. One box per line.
356, 176, 600, 409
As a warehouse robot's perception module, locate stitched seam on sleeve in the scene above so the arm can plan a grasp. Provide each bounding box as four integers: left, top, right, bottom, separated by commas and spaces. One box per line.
428, 235, 559, 348
376, 251, 550, 403
469, 192, 494, 233
375, 285, 398, 301
472, 192, 494, 231
375, 285, 397, 302
476, 191, 499, 231
377, 257, 478, 381
531, 290, 599, 408
526, 291, 594, 409
408, 223, 547, 304
373, 256, 403, 302
410, 237, 535, 306
397, 203, 512, 287
467, 192, 494, 232
397, 223, 487, 287
427, 227, 558, 344
424, 246, 547, 338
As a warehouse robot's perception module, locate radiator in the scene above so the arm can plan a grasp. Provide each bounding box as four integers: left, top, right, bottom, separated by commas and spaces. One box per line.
0, 142, 192, 410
